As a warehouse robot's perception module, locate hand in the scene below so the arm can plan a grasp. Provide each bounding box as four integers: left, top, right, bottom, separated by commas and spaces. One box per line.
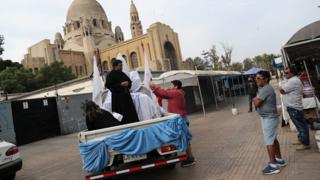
279, 88, 285, 94
149, 82, 156, 90
121, 81, 129, 87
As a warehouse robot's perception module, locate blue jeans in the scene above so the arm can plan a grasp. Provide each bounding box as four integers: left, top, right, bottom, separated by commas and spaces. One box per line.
287, 107, 310, 145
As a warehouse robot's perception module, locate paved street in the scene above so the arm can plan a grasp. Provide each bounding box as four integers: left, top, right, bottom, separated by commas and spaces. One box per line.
16, 94, 320, 180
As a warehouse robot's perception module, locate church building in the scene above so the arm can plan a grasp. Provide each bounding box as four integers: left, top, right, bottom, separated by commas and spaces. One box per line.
21, 0, 192, 76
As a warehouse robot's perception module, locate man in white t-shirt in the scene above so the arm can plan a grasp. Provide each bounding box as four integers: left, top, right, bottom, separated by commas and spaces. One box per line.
279, 66, 310, 151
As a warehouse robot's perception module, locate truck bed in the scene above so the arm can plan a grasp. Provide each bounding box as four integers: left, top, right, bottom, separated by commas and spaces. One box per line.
78, 114, 178, 143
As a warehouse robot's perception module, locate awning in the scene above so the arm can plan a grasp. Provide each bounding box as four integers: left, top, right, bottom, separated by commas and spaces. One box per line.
243, 67, 266, 75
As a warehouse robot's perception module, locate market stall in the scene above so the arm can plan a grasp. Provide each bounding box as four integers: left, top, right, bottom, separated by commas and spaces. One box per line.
282, 20, 320, 131
153, 70, 244, 117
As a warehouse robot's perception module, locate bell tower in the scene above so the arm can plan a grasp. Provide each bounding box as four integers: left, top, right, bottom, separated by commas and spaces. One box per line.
130, 0, 143, 38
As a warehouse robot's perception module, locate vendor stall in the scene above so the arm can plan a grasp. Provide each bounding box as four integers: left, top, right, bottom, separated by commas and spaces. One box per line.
282, 20, 320, 131
153, 70, 244, 117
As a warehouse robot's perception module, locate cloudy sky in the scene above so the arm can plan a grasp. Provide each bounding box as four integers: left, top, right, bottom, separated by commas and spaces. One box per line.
0, 0, 319, 63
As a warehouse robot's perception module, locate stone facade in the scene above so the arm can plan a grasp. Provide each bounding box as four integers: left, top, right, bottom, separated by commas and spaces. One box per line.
21, 0, 191, 77
21, 39, 87, 77
100, 22, 187, 71
58, 50, 87, 76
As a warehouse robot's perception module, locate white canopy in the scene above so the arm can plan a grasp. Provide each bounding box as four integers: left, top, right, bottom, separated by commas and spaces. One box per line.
153, 70, 242, 117
153, 70, 241, 88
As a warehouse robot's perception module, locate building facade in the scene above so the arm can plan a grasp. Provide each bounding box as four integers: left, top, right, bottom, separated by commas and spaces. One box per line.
21, 0, 191, 76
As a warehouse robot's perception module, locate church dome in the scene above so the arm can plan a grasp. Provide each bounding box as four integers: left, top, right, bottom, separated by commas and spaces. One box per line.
66, 0, 108, 22
55, 32, 63, 40
115, 26, 123, 33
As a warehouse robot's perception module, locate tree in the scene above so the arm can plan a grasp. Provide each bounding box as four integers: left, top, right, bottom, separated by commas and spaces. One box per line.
243, 58, 254, 71
221, 43, 233, 70
231, 62, 243, 72
0, 67, 37, 93
0, 35, 4, 56
186, 57, 209, 70
0, 59, 22, 72
252, 53, 278, 72
202, 45, 220, 70
36, 61, 76, 87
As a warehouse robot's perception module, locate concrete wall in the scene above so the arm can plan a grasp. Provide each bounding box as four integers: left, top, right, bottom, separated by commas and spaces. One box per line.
0, 102, 16, 144
57, 94, 91, 135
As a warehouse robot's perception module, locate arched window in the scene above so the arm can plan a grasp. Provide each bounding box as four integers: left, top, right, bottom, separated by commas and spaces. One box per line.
122, 55, 127, 62
164, 41, 178, 70
130, 52, 139, 69
93, 19, 97, 27
79, 66, 83, 75
102, 61, 109, 72
75, 66, 79, 76
101, 20, 106, 28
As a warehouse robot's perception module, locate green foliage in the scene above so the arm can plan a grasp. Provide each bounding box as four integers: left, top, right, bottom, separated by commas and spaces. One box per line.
221, 43, 233, 69
0, 67, 36, 93
36, 61, 76, 87
186, 57, 210, 70
201, 44, 233, 70
243, 58, 254, 71
0, 59, 22, 71
0, 35, 4, 56
202, 45, 220, 70
230, 62, 243, 72
252, 53, 278, 72
0, 61, 76, 93
241, 54, 280, 73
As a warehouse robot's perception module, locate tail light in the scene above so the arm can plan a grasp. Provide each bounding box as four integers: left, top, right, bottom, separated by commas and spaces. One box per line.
160, 145, 177, 153
6, 146, 19, 156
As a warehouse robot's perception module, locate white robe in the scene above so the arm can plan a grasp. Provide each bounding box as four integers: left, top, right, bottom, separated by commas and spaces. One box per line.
101, 90, 123, 122
131, 92, 161, 121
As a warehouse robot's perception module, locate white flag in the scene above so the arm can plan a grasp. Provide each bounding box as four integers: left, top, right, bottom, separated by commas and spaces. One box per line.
116, 53, 130, 77
92, 56, 104, 107
143, 52, 152, 88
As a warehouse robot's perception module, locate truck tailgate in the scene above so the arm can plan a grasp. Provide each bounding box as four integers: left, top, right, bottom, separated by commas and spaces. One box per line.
79, 114, 178, 143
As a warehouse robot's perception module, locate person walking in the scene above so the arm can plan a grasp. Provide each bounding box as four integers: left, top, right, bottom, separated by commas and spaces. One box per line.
279, 66, 310, 151
254, 70, 286, 175
248, 77, 258, 112
150, 80, 196, 167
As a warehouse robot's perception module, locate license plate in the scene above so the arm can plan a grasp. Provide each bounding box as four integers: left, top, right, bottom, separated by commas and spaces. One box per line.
123, 154, 147, 163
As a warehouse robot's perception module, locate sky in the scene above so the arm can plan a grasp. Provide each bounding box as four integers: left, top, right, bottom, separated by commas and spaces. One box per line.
0, 0, 319, 63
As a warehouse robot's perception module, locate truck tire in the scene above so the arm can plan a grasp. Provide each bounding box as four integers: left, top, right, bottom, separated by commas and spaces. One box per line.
1, 173, 16, 180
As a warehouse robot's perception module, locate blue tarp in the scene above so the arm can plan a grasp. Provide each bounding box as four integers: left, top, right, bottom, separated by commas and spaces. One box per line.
79, 116, 192, 173
243, 67, 266, 75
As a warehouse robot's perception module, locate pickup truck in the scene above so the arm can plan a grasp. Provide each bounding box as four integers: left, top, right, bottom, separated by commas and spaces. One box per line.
0, 141, 22, 180
79, 114, 188, 180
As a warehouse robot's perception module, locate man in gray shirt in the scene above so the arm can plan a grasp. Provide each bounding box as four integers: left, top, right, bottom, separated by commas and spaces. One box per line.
254, 71, 285, 175
280, 66, 310, 150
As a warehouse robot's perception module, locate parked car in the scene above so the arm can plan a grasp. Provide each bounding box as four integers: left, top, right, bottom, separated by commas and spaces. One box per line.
0, 141, 22, 180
